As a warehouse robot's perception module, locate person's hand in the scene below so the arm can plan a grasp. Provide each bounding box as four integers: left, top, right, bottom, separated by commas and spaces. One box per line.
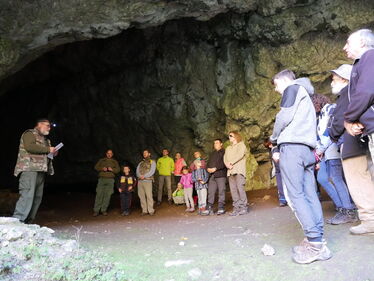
118, 188, 123, 193
140, 175, 145, 180
315, 163, 320, 171
107, 167, 113, 172
272, 152, 280, 163
103, 167, 108, 172
49, 147, 56, 153
353, 122, 364, 135
128, 186, 133, 191
226, 163, 233, 170
211, 168, 217, 173
53, 151, 59, 157
345, 121, 364, 136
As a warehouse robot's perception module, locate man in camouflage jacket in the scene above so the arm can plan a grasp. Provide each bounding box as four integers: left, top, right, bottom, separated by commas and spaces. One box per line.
13, 119, 56, 223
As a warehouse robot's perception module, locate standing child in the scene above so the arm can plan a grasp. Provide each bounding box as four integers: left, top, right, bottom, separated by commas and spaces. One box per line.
191, 160, 209, 214
118, 165, 137, 216
180, 166, 194, 212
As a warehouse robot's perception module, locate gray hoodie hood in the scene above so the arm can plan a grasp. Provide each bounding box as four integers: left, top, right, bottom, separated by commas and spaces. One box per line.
292, 78, 315, 95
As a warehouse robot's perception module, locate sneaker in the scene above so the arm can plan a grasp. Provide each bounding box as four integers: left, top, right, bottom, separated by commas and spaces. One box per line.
292, 238, 327, 254
229, 209, 239, 216
185, 208, 190, 212
217, 209, 226, 215
346, 209, 359, 222
102, 212, 108, 216
292, 241, 332, 264
350, 222, 374, 235
122, 211, 130, 216
93, 212, 99, 217
149, 212, 155, 216
292, 238, 310, 254
326, 208, 343, 224
168, 200, 173, 205
238, 209, 248, 215
156, 201, 161, 206
331, 209, 358, 225
141, 212, 148, 216
201, 206, 214, 216
189, 208, 195, 212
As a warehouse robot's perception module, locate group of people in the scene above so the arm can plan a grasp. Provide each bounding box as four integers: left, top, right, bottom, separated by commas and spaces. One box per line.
92, 131, 250, 218
10, 28, 374, 265
268, 28, 374, 264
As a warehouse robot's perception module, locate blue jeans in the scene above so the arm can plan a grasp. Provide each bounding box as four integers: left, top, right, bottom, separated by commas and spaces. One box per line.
317, 159, 343, 209
326, 159, 355, 210
279, 144, 324, 241
274, 161, 286, 204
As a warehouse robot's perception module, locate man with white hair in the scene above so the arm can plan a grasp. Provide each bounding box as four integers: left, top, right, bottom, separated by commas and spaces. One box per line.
340, 28, 374, 235
343, 29, 374, 161
13, 118, 56, 223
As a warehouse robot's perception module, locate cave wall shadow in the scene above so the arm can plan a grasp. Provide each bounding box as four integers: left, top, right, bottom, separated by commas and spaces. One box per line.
0, 15, 235, 190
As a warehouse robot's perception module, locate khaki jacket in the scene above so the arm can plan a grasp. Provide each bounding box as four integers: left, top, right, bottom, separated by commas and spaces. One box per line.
224, 141, 247, 177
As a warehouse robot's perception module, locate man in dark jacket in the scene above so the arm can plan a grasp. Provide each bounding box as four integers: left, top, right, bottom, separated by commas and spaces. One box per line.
339, 29, 374, 235
343, 29, 374, 162
202, 139, 227, 215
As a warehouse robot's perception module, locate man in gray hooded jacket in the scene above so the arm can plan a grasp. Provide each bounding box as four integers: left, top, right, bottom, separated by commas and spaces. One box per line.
270, 69, 332, 264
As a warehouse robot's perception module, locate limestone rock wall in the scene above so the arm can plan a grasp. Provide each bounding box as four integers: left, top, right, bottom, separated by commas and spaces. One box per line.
0, 0, 374, 189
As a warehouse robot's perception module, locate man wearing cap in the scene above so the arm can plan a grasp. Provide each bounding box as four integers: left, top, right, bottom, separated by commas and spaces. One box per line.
314, 65, 357, 225
330, 63, 374, 235
13, 119, 56, 223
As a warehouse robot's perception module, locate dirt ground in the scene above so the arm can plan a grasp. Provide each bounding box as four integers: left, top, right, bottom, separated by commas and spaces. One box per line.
34, 188, 374, 281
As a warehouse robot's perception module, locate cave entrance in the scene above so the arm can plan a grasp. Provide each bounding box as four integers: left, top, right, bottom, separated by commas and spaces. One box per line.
0, 16, 231, 192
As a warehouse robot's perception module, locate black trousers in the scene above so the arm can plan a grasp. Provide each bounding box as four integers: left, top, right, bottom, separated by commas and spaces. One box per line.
120, 191, 133, 212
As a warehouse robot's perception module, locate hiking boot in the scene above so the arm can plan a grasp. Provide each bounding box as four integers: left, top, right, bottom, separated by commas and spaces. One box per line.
102, 212, 108, 216
331, 209, 358, 225
350, 221, 374, 235
229, 209, 240, 216
93, 212, 99, 217
217, 209, 226, 215
292, 241, 332, 264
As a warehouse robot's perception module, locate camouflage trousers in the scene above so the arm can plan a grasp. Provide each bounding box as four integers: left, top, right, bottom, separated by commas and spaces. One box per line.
13, 171, 46, 222
93, 178, 115, 213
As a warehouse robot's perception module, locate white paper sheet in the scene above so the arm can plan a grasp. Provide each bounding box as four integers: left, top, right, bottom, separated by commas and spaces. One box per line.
48, 142, 64, 159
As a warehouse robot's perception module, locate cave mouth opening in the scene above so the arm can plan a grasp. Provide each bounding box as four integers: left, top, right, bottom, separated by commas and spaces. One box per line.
0, 14, 240, 191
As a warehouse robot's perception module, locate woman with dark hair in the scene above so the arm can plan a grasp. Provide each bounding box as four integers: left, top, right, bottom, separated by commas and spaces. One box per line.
311, 94, 357, 225
224, 130, 249, 216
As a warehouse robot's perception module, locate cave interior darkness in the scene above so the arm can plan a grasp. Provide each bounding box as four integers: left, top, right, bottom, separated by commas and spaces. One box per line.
0, 13, 263, 191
